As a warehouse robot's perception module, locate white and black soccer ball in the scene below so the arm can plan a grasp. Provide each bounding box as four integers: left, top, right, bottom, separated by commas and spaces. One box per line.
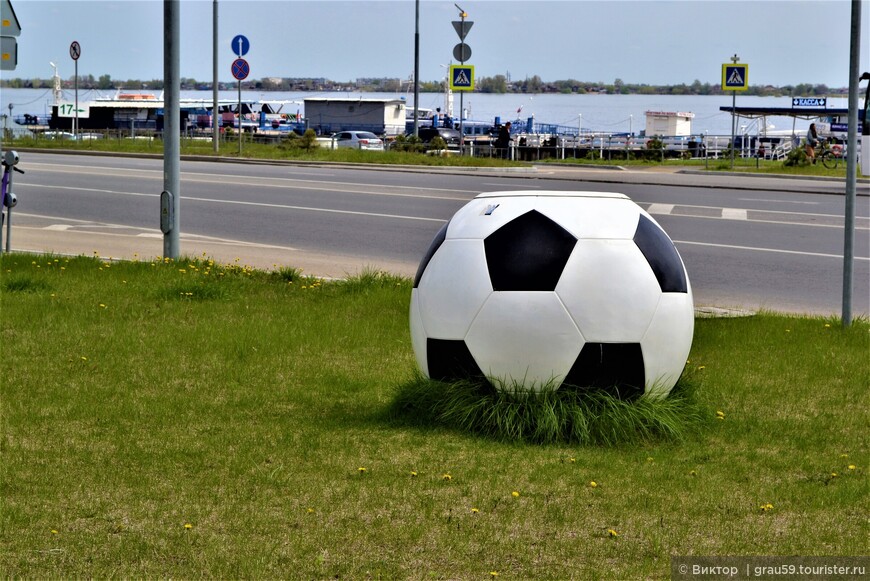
409, 191, 694, 399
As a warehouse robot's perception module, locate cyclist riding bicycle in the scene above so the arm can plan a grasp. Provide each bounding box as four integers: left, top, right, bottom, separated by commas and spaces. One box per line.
805, 122, 822, 164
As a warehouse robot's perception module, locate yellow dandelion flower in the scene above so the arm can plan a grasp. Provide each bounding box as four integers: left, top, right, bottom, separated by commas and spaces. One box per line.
51, 529, 58, 535
569, 457, 576, 463
589, 481, 597, 488
81, 356, 88, 361
471, 507, 479, 514
759, 503, 774, 512
512, 490, 520, 497
307, 508, 315, 514
716, 410, 725, 420
99, 303, 107, 309
358, 467, 367, 473
184, 523, 193, 529
830, 472, 838, 478
608, 529, 619, 537
697, 365, 706, 370
848, 465, 856, 470
490, 572, 499, 577
442, 473, 452, 481
410, 471, 418, 478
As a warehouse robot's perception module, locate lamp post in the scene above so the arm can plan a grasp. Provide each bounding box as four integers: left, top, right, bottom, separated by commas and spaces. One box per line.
49, 62, 61, 106
629, 114, 633, 136
413, 0, 420, 137
212, 0, 218, 153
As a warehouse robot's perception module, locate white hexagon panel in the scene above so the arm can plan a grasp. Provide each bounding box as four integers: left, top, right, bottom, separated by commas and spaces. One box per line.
410, 191, 694, 399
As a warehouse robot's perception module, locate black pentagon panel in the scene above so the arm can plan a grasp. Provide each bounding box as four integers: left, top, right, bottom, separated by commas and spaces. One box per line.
427, 339, 485, 382
563, 343, 645, 400
633, 215, 687, 293
484, 210, 577, 291
413, 221, 450, 288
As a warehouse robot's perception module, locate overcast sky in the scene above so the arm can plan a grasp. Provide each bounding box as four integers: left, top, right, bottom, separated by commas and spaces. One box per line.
7, 0, 869, 87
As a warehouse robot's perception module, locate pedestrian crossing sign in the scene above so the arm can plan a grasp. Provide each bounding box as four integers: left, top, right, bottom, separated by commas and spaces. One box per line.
722, 63, 749, 91
449, 64, 475, 91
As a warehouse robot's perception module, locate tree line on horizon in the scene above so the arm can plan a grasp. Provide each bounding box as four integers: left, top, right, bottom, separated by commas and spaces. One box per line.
1, 73, 843, 98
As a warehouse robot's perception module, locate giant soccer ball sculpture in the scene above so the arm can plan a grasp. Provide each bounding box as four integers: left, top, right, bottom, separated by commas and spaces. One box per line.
409, 191, 694, 400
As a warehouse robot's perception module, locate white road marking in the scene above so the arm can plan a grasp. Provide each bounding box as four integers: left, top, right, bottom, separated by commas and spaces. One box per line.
721, 208, 748, 220
674, 239, 869, 261
738, 198, 820, 205
647, 203, 674, 215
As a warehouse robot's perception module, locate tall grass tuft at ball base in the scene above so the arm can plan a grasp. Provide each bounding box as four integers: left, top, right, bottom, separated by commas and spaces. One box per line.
1, 253, 867, 578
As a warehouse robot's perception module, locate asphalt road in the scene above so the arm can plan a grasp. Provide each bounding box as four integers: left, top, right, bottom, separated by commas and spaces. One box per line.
5, 151, 869, 317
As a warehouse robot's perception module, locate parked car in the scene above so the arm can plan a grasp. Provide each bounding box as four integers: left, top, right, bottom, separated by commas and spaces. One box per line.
332, 131, 384, 151
414, 126, 461, 147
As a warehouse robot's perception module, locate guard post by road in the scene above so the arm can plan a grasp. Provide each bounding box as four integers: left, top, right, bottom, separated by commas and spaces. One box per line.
1, 150, 22, 255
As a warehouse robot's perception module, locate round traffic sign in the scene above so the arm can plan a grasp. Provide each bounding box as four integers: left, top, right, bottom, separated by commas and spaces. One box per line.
453, 42, 471, 63
231, 34, 250, 57
231, 58, 250, 81
70, 41, 81, 61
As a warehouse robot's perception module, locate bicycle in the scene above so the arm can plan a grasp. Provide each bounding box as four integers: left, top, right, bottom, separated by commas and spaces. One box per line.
814, 139, 845, 170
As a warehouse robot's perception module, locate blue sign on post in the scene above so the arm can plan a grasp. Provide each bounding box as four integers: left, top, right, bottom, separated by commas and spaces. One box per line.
449, 64, 474, 91
231, 34, 250, 57
231, 58, 250, 81
721, 63, 749, 91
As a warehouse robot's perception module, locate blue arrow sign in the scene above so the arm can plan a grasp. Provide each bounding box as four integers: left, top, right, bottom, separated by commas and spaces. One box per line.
231, 34, 250, 57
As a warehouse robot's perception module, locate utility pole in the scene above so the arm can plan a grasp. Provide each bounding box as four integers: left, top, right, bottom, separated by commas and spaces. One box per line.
162, 0, 180, 259
413, 0, 420, 138
213, 0, 219, 153
841, 0, 862, 327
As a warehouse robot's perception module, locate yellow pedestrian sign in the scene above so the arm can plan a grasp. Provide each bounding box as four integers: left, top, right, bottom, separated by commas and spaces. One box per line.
449, 64, 474, 91
722, 63, 748, 91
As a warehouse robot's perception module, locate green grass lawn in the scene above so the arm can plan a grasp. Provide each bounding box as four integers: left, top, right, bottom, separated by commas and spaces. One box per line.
10, 134, 865, 177
1, 254, 867, 578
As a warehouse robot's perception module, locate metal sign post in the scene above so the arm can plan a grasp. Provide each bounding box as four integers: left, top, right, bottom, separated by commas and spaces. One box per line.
722, 55, 749, 169
230, 35, 250, 157
231, 57, 250, 155
451, 5, 472, 155
70, 41, 80, 139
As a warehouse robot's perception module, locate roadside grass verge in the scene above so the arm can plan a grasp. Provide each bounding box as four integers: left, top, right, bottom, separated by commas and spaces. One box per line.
544, 155, 858, 177
1, 253, 867, 578
10, 135, 520, 168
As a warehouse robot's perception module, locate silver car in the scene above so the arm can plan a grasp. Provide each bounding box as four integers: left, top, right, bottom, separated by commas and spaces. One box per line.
333, 131, 385, 151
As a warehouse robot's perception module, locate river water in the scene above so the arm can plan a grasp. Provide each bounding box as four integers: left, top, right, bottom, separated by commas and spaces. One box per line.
1, 87, 848, 137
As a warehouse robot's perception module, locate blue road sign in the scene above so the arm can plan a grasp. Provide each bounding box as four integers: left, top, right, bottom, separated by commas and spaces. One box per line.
231, 58, 250, 81
449, 64, 474, 91
231, 34, 250, 57
721, 63, 748, 91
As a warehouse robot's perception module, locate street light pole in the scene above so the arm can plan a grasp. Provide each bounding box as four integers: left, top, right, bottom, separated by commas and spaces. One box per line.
212, 0, 219, 153
163, 0, 181, 259
413, 0, 420, 138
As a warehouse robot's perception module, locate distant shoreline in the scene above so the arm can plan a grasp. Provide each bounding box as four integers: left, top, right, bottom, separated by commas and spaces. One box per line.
0, 77, 847, 99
